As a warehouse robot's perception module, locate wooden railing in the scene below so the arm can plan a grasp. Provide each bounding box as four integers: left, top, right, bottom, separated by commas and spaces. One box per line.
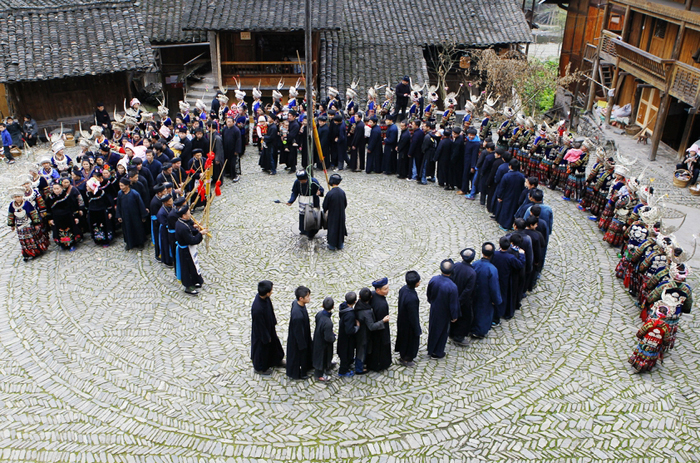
610, 36, 672, 89
221, 61, 305, 76
668, 61, 700, 106
600, 30, 619, 62
597, 30, 700, 106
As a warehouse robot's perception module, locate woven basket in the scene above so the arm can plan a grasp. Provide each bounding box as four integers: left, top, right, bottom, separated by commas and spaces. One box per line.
690, 183, 700, 196
674, 169, 691, 188
9, 146, 21, 156
625, 125, 642, 136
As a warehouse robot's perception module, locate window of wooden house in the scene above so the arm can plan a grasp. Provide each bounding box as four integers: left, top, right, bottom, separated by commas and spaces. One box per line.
608, 14, 622, 33
654, 19, 667, 39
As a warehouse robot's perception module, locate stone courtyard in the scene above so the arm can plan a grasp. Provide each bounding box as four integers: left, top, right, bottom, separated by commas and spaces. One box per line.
0, 131, 699, 462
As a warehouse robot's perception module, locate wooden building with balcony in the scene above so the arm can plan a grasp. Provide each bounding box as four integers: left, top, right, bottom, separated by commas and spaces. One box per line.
557, 0, 700, 159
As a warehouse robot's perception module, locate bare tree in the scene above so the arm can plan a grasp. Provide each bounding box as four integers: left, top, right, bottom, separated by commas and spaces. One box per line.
470, 49, 583, 116
425, 39, 468, 101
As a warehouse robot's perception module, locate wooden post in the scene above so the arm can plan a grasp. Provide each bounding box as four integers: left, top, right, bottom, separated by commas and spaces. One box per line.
686, 0, 693, 11
621, 6, 631, 41
605, 61, 620, 124
672, 23, 686, 60
650, 90, 671, 161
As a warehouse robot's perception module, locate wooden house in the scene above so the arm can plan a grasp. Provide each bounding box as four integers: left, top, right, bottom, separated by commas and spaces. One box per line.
0, 0, 154, 127
558, 0, 700, 159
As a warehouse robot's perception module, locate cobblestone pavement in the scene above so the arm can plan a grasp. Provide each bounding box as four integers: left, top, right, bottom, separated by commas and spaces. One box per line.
0, 139, 698, 463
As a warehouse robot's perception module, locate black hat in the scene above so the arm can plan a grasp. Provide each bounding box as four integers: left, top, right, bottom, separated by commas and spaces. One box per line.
192, 149, 203, 155
329, 173, 342, 185
402, 76, 410, 82
372, 277, 388, 288
318, 115, 328, 122
452, 127, 462, 135
162, 182, 173, 189
174, 196, 186, 206
119, 177, 131, 185
160, 193, 173, 202
296, 170, 308, 180
333, 114, 343, 122
153, 183, 165, 193
176, 205, 189, 216
162, 162, 173, 170
99, 145, 110, 152
466, 128, 477, 135
170, 157, 182, 163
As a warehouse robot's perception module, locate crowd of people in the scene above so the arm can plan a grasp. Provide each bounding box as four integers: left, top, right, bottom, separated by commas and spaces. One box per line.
4, 74, 694, 373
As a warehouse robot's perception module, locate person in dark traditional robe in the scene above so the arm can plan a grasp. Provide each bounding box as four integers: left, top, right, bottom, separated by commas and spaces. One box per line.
477, 142, 496, 204
434, 130, 453, 187
396, 121, 411, 179
449, 128, 464, 191
168, 197, 186, 273
354, 287, 388, 375
407, 121, 425, 181
322, 173, 347, 250
316, 116, 330, 170
461, 128, 481, 196
337, 291, 359, 377
116, 177, 148, 250
490, 237, 525, 324
149, 184, 166, 260
365, 117, 382, 174
250, 280, 285, 375
368, 277, 392, 371
450, 248, 477, 345
509, 219, 534, 309
155, 193, 174, 266
333, 115, 348, 170
426, 260, 460, 359
395, 270, 422, 366
286, 286, 313, 379
128, 169, 150, 213
312, 297, 336, 382
490, 151, 512, 215
350, 114, 366, 172
286, 170, 324, 238
485, 147, 505, 210
382, 115, 398, 174
523, 215, 546, 291
471, 243, 503, 338
174, 205, 205, 294
495, 159, 526, 230
221, 116, 242, 181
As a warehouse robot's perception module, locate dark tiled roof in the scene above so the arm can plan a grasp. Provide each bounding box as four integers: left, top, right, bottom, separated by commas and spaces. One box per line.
142, 0, 207, 44
0, 1, 154, 82
343, 0, 532, 47
183, 0, 343, 32
319, 31, 428, 105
